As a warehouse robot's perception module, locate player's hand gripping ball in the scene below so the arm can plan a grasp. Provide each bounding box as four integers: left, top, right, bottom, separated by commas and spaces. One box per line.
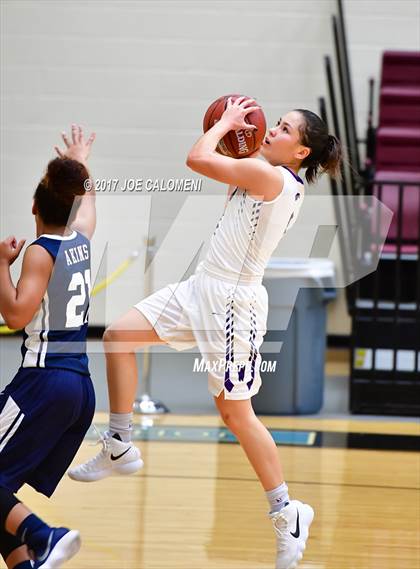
203, 94, 266, 158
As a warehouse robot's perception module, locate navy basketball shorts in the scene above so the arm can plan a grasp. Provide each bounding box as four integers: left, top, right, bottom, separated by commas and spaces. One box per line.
0, 367, 95, 497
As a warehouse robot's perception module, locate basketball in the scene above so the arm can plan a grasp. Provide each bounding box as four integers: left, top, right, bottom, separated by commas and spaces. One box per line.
202, 94, 266, 159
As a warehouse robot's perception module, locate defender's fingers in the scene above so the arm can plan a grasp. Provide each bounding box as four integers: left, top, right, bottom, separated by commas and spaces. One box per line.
61, 132, 70, 148
86, 132, 96, 147
71, 123, 78, 144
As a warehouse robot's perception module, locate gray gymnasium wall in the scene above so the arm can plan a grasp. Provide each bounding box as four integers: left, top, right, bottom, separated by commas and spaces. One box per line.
1, 0, 419, 329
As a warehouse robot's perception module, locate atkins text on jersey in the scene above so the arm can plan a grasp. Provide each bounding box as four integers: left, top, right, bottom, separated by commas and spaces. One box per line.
64, 244, 90, 266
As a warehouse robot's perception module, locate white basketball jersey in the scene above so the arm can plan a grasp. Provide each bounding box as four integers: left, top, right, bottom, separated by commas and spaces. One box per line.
202, 166, 304, 284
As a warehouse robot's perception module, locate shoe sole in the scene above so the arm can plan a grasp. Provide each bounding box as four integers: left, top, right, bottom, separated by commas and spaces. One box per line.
288, 505, 314, 569
301, 504, 314, 530
37, 530, 81, 568
68, 458, 144, 482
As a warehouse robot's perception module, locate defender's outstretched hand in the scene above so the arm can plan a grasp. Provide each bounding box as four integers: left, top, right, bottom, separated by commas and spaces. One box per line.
55, 124, 96, 165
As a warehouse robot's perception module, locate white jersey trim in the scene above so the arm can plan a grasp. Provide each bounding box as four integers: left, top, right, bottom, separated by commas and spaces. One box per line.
22, 304, 44, 367
39, 293, 50, 368
38, 231, 77, 241
22, 294, 49, 368
0, 396, 25, 454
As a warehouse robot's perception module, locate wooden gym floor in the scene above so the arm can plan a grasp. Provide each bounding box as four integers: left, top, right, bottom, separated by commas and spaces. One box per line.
13, 411, 420, 569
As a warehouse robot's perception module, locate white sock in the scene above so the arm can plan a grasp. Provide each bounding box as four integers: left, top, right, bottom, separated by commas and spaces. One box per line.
109, 412, 133, 443
266, 482, 290, 513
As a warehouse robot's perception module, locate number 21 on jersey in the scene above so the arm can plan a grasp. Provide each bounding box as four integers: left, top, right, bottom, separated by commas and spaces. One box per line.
66, 269, 91, 328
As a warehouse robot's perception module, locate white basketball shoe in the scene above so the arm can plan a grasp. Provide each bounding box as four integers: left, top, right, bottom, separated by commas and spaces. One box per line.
269, 500, 314, 569
68, 432, 143, 482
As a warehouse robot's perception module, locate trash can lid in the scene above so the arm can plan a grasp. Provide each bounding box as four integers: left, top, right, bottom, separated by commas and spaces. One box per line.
265, 257, 335, 280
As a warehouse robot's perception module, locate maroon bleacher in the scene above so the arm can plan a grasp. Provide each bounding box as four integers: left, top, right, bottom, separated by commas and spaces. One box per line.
375, 127, 420, 171
379, 86, 420, 126
373, 51, 420, 254
380, 51, 420, 87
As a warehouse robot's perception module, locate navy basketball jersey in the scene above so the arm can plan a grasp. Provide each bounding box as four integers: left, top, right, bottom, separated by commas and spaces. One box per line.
21, 231, 91, 375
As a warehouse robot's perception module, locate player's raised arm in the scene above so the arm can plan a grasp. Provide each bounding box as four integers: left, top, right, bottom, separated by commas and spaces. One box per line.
55, 124, 96, 239
186, 97, 283, 201
0, 237, 52, 329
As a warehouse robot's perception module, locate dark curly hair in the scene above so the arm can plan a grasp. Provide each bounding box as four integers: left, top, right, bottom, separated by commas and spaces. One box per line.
34, 158, 88, 226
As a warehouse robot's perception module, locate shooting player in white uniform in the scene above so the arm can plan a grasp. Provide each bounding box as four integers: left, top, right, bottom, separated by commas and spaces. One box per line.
69, 100, 342, 569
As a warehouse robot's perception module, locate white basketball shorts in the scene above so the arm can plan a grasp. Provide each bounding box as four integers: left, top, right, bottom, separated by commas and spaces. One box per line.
134, 263, 268, 400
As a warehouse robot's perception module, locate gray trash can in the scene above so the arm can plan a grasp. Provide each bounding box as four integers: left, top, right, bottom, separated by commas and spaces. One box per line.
253, 258, 336, 415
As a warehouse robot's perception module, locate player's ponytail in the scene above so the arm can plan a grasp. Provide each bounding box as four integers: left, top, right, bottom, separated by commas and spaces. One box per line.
295, 109, 343, 184
34, 158, 89, 226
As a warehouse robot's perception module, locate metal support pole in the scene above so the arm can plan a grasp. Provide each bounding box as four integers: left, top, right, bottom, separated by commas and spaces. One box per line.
319, 96, 354, 313
133, 236, 169, 415
336, 0, 361, 174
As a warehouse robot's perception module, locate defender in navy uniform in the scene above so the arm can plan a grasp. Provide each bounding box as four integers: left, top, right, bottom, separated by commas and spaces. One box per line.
0, 125, 96, 569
